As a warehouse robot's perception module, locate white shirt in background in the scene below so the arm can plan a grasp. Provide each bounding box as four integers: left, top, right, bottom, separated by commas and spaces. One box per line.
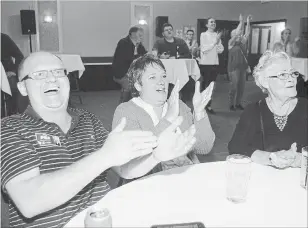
199, 30, 224, 65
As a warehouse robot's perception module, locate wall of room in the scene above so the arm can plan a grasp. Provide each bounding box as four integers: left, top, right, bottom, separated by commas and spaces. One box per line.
60, 1, 131, 57
1, 0, 37, 56
2, 1, 307, 57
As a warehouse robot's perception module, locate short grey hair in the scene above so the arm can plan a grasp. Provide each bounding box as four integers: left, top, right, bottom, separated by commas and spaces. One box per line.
252, 50, 291, 93
129, 26, 143, 35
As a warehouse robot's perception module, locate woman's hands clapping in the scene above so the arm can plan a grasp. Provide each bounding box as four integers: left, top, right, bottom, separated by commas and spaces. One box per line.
193, 81, 214, 115
165, 80, 180, 123
153, 116, 196, 162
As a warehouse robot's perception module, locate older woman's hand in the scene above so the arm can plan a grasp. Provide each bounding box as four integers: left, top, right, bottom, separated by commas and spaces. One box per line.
270, 143, 298, 169
153, 116, 196, 162
193, 81, 214, 115
165, 80, 180, 123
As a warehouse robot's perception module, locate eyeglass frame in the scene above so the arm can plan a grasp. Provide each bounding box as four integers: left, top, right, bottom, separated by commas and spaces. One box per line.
268, 69, 300, 80
21, 68, 68, 81
163, 28, 173, 32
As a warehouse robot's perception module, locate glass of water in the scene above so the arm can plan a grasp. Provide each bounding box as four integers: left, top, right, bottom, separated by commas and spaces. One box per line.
300, 146, 308, 189
226, 154, 252, 203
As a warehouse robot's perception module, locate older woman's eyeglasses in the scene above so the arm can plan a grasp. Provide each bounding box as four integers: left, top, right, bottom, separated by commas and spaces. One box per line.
268, 70, 300, 80
21, 69, 68, 81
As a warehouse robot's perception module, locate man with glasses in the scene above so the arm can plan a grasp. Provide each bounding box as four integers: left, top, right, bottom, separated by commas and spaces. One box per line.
1, 52, 197, 227
153, 23, 191, 59
185, 29, 199, 57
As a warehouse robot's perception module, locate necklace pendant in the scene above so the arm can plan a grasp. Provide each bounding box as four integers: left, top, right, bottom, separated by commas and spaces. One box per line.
274, 114, 288, 131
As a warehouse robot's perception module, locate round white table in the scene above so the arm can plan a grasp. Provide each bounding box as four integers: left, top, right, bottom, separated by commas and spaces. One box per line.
161, 59, 201, 90
65, 162, 307, 227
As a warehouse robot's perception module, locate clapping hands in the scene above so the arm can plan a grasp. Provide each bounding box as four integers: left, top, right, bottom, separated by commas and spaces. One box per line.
165, 80, 180, 123
193, 81, 214, 114
153, 116, 196, 162
216, 32, 223, 44
104, 118, 158, 167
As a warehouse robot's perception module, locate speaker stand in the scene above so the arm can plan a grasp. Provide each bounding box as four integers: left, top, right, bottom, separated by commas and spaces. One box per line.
29, 34, 32, 53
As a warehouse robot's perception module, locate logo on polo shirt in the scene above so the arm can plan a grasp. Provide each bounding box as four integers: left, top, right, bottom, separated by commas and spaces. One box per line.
35, 133, 61, 147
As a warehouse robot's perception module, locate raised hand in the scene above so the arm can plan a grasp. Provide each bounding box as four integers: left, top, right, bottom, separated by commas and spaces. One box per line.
193, 81, 214, 114
104, 118, 158, 167
165, 80, 180, 122
153, 116, 196, 162
239, 14, 243, 22
216, 32, 223, 44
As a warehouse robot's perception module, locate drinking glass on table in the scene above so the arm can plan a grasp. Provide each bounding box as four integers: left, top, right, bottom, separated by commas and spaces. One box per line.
226, 154, 252, 203
84, 207, 112, 228
300, 146, 308, 189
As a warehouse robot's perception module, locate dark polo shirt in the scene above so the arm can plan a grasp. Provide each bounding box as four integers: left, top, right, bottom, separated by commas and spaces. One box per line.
1, 106, 110, 228
153, 37, 191, 58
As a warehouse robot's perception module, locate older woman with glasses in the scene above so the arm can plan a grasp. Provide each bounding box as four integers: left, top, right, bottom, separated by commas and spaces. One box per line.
228, 50, 308, 169
112, 54, 215, 178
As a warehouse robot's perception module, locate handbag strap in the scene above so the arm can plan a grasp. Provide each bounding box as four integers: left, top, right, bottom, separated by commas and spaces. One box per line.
258, 100, 265, 151
239, 47, 249, 65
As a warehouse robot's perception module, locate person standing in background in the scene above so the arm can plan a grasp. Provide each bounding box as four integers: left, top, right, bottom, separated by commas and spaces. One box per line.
199, 18, 224, 114
273, 28, 300, 57
112, 26, 147, 103
185, 29, 199, 57
228, 14, 252, 111
1, 33, 28, 116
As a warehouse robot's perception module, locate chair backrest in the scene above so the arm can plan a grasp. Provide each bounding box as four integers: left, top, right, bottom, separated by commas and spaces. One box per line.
1, 192, 10, 228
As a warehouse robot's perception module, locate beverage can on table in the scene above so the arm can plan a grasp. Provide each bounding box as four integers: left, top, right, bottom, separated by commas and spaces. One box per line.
300, 146, 308, 189
84, 207, 112, 228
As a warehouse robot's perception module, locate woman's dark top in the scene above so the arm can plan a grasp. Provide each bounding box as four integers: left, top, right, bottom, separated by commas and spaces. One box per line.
227, 42, 248, 73
228, 98, 308, 156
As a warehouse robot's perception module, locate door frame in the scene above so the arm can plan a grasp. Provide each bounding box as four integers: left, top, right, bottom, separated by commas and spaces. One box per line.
130, 2, 154, 51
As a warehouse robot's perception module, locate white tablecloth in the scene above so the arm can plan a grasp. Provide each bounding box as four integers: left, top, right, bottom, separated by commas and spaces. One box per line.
0, 62, 12, 95
56, 54, 85, 78
65, 162, 307, 227
291, 57, 308, 81
161, 59, 200, 90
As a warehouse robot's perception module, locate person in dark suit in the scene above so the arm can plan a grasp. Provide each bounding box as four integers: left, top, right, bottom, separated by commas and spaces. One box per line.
1, 33, 28, 117
112, 26, 147, 103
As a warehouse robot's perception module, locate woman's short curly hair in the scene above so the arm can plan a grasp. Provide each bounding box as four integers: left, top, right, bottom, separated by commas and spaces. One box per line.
127, 54, 166, 97
252, 50, 291, 93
